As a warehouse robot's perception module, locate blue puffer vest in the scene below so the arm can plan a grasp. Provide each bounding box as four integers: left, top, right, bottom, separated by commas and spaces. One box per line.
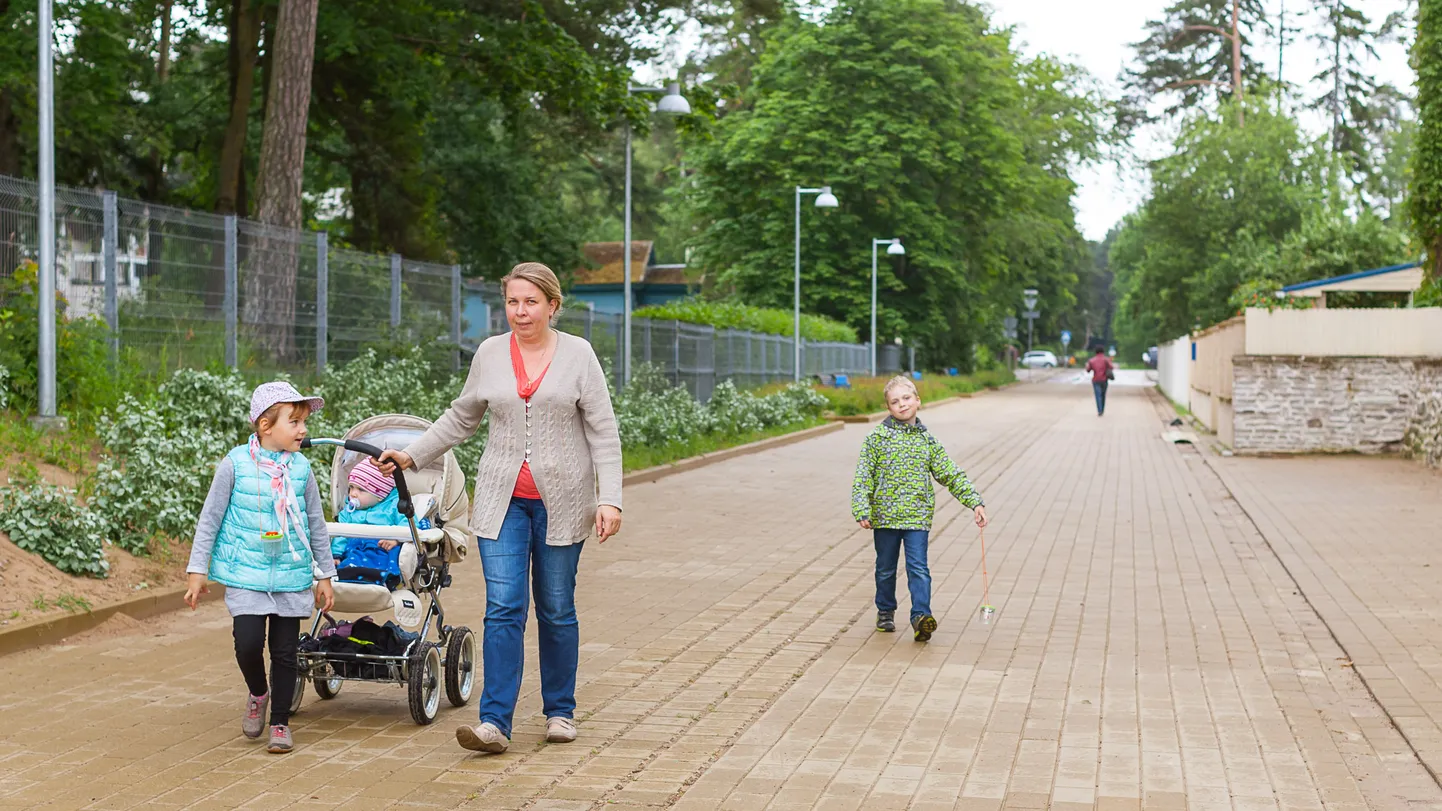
210, 443, 315, 593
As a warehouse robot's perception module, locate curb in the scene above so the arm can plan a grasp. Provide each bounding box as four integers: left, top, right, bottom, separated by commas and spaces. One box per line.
0, 582, 227, 658
623, 421, 845, 486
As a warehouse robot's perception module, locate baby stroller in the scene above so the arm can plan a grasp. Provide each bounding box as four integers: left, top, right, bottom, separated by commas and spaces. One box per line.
294, 414, 476, 725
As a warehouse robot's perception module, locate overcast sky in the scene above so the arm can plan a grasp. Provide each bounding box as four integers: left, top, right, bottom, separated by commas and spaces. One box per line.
638, 0, 1416, 242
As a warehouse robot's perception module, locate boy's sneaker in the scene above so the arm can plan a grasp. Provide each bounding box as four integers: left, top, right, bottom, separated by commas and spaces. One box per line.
456, 722, 510, 753
242, 693, 268, 739
876, 610, 896, 633
912, 614, 938, 642
266, 725, 293, 754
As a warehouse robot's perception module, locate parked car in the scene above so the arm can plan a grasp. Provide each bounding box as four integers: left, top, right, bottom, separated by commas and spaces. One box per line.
1020, 350, 1058, 368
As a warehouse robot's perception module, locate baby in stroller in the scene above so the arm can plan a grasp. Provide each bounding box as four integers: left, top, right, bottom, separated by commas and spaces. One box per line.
332, 458, 408, 588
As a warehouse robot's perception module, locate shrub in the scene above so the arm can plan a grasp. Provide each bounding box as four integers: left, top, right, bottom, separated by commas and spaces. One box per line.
0, 484, 110, 577
634, 299, 858, 343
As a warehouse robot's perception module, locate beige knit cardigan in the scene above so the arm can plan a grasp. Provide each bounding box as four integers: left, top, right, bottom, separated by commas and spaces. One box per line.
404, 331, 623, 545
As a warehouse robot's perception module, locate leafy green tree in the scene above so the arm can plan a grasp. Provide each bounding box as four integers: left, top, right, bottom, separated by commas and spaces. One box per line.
1111, 99, 1327, 343
682, 0, 1099, 369
1414, 0, 1442, 296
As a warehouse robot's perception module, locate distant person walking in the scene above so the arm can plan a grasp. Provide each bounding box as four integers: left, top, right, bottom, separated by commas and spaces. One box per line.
1085, 347, 1115, 416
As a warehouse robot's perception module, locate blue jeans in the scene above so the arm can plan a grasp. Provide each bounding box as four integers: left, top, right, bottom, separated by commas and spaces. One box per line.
1092, 381, 1108, 415
476, 497, 584, 738
873, 529, 931, 620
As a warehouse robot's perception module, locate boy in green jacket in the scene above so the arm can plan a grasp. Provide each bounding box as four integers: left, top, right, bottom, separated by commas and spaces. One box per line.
851, 376, 988, 641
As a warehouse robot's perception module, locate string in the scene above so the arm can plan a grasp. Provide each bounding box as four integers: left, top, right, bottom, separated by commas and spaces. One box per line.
979, 523, 991, 607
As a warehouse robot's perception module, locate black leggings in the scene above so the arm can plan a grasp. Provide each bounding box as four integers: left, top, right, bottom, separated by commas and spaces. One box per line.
233, 614, 301, 726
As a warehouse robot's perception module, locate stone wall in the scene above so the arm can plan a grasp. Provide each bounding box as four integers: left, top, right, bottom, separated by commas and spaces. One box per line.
1405, 362, 1442, 468
1232, 356, 1442, 455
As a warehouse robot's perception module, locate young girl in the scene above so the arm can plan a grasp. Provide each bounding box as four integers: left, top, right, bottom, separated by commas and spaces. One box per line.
184, 381, 336, 754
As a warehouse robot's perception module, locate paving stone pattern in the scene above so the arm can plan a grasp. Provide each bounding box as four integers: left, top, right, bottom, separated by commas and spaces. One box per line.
0, 381, 1438, 810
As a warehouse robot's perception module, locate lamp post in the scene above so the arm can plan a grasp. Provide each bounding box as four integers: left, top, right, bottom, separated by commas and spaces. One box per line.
793, 185, 838, 381
35, 0, 57, 425
1022, 288, 1039, 352
622, 82, 690, 387
870, 238, 904, 377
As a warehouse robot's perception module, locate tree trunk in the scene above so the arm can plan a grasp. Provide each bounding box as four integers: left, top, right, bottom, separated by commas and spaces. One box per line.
245, 0, 319, 362
1232, 0, 1244, 127
145, 0, 175, 201
217, 0, 262, 215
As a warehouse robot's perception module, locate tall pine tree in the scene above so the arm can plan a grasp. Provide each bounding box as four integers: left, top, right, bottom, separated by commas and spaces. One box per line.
1310, 0, 1407, 187
1123, 0, 1271, 127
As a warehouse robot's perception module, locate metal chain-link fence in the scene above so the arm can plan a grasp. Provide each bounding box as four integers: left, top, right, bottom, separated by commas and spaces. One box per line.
2, 174, 896, 398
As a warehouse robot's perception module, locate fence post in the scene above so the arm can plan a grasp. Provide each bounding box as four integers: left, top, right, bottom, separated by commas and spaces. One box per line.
645, 319, 653, 366
224, 214, 237, 370
316, 231, 328, 373
450, 264, 462, 370
673, 320, 681, 386
584, 303, 593, 344
389, 253, 402, 330
102, 191, 118, 370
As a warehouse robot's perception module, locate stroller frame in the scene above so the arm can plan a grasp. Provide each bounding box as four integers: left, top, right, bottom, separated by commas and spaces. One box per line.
291, 428, 477, 725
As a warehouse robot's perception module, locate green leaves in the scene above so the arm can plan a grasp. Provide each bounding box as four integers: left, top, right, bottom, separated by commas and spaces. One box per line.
0, 485, 109, 578
633, 300, 857, 342
681, 0, 1097, 369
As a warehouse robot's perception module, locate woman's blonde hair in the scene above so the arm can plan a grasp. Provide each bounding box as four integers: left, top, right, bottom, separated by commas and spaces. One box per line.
501, 262, 564, 320
883, 375, 918, 400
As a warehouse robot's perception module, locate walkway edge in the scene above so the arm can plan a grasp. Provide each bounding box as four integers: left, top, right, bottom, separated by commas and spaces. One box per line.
0, 422, 845, 656
624, 421, 845, 486
0, 583, 226, 658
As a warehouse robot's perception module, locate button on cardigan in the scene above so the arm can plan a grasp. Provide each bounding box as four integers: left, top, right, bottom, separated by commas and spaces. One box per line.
404, 331, 623, 545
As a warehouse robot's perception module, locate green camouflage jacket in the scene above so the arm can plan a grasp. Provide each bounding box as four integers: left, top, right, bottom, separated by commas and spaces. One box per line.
850, 417, 983, 530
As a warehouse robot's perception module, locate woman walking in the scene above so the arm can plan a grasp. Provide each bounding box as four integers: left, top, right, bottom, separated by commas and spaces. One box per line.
378, 262, 623, 754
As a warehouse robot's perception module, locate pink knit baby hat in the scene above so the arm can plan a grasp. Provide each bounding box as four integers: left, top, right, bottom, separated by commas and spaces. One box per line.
349, 457, 395, 499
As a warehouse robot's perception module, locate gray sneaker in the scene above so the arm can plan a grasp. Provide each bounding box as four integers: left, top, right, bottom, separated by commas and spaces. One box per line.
876, 610, 896, 633
242, 693, 268, 739
266, 725, 293, 754
456, 722, 510, 753
546, 716, 577, 743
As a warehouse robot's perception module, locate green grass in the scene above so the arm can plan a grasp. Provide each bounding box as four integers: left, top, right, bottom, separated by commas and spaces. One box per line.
621, 418, 827, 472
0, 413, 100, 476
777, 370, 1015, 417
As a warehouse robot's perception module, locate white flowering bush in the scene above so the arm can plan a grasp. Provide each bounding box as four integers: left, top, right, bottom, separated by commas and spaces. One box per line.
614, 364, 827, 448
0, 484, 109, 576
86, 369, 253, 553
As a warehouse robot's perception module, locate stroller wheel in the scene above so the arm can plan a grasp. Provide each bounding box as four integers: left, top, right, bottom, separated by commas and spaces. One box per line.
290, 670, 306, 716
314, 675, 343, 700
445, 626, 477, 707
407, 642, 442, 725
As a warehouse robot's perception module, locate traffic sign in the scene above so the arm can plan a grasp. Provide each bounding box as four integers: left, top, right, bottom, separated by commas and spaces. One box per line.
1024, 310, 1039, 319
1060, 330, 1071, 348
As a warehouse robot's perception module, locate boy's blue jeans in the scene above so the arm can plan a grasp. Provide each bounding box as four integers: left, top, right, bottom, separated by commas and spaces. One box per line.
873, 529, 932, 620
476, 497, 584, 738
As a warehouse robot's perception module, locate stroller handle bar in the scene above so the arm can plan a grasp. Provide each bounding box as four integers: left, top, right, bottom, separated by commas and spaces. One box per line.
301, 438, 414, 518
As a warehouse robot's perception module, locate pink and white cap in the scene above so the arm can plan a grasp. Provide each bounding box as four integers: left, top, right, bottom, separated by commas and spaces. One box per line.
249, 381, 325, 425
348, 457, 395, 499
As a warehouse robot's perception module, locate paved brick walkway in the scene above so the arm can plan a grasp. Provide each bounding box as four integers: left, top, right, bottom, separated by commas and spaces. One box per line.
0, 380, 1438, 810
1208, 454, 1442, 786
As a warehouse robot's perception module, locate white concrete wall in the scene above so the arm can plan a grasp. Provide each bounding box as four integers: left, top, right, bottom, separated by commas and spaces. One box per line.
1156, 335, 1191, 406
1245, 307, 1442, 357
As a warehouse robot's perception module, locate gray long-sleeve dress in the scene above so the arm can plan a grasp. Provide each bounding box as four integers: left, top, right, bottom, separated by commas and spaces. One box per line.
186, 457, 336, 618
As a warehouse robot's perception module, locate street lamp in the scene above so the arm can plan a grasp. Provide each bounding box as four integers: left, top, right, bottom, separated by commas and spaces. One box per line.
870, 238, 904, 377
794, 185, 838, 381
623, 82, 690, 386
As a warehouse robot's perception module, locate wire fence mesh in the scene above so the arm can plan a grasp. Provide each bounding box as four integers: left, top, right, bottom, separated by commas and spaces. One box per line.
2, 173, 897, 399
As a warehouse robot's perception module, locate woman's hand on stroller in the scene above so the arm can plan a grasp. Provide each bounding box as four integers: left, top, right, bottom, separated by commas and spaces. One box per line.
315, 578, 335, 613
376, 449, 413, 475
183, 573, 209, 610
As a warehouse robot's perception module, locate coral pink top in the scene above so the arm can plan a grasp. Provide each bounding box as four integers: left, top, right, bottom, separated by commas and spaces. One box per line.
510, 334, 551, 500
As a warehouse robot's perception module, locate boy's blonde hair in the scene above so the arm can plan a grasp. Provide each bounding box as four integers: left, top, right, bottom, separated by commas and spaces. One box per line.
883, 375, 918, 400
